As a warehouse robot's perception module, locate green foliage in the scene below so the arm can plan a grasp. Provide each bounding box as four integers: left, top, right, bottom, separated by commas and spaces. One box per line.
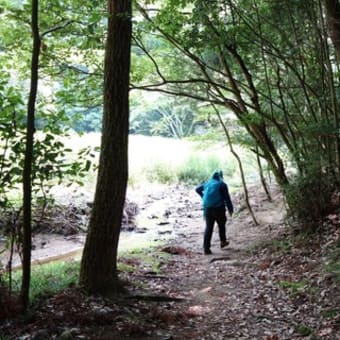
327, 241, 340, 263
177, 154, 223, 185
135, 0, 340, 200
0, 0, 103, 211
119, 246, 170, 275
3, 244, 169, 306
1, 0, 106, 134
127, 135, 245, 187
247, 237, 292, 257
295, 323, 313, 337
279, 280, 308, 297
325, 262, 340, 282
117, 261, 135, 273
7, 260, 79, 303
323, 240, 340, 281
139, 150, 236, 186
140, 153, 235, 185
0, 82, 96, 228
130, 94, 204, 138
321, 308, 340, 319
144, 161, 177, 184
269, 239, 292, 253
284, 166, 335, 231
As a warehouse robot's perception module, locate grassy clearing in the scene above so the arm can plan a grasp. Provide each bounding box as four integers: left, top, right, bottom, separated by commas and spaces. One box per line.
130, 135, 259, 188
2, 132, 263, 212
63, 133, 260, 190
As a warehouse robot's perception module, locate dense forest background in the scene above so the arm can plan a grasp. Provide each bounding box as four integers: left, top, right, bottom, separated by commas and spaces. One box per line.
0, 0, 339, 320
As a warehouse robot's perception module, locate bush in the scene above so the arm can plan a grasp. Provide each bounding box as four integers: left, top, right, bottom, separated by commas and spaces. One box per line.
284, 170, 335, 231
139, 152, 237, 186
144, 161, 178, 184
177, 154, 220, 185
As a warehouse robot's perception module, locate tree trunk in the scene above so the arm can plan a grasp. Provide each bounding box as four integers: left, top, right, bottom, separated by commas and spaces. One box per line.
325, 0, 340, 58
79, 0, 132, 294
322, 0, 340, 177
256, 146, 272, 201
21, 0, 41, 310
213, 105, 259, 225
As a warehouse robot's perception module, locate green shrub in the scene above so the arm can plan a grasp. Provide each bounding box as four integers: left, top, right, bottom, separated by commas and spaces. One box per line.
177, 153, 233, 185
142, 153, 236, 185
144, 161, 178, 184
284, 169, 335, 231
177, 155, 215, 184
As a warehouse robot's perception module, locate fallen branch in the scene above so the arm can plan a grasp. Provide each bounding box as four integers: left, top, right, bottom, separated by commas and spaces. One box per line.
209, 256, 231, 263
134, 273, 170, 280
126, 294, 186, 302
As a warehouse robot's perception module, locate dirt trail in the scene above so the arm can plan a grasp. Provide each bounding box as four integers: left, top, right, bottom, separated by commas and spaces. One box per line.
131, 182, 286, 254
1, 182, 284, 269
124, 184, 331, 339
2, 183, 339, 339
121, 183, 298, 339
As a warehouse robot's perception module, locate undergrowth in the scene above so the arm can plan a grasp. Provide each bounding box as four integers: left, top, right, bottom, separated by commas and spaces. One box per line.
284, 168, 335, 231
2, 244, 168, 307
323, 239, 340, 282
6, 260, 79, 303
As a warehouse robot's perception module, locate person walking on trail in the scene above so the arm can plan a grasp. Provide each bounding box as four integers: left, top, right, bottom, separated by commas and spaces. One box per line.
195, 170, 234, 255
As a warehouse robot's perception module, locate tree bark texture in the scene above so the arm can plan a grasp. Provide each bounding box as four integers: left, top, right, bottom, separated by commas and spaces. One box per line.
21, 0, 41, 310
325, 0, 340, 58
79, 0, 132, 293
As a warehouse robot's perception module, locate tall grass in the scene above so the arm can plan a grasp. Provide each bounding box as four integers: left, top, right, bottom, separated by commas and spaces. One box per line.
128, 135, 245, 187
61, 133, 258, 189
6, 260, 79, 303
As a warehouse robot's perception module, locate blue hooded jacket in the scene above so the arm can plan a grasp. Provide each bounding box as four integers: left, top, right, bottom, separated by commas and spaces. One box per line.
195, 171, 234, 214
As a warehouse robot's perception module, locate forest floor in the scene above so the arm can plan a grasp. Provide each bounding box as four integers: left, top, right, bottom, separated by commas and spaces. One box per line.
0, 183, 340, 339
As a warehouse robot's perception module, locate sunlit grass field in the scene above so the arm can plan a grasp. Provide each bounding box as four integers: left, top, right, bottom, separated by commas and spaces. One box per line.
64, 132, 261, 192
2, 132, 262, 208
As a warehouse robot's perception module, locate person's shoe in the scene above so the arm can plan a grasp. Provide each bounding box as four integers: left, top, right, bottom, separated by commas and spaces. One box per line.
204, 249, 212, 255
220, 240, 230, 248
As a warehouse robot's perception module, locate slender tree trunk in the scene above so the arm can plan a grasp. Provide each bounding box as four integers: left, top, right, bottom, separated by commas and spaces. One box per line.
213, 105, 259, 225
325, 0, 340, 58
21, 0, 41, 310
217, 48, 289, 188
256, 146, 272, 201
322, 0, 340, 177
79, 0, 132, 294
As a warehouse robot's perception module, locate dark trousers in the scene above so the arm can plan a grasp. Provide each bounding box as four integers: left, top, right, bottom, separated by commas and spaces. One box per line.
204, 207, 227, 251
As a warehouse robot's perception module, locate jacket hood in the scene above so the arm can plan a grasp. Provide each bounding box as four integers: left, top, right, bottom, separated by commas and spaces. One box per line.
212, 170, 223, 180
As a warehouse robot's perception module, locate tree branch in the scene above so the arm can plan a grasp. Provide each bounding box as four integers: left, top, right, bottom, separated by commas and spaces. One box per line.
41, 19, 75, 38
